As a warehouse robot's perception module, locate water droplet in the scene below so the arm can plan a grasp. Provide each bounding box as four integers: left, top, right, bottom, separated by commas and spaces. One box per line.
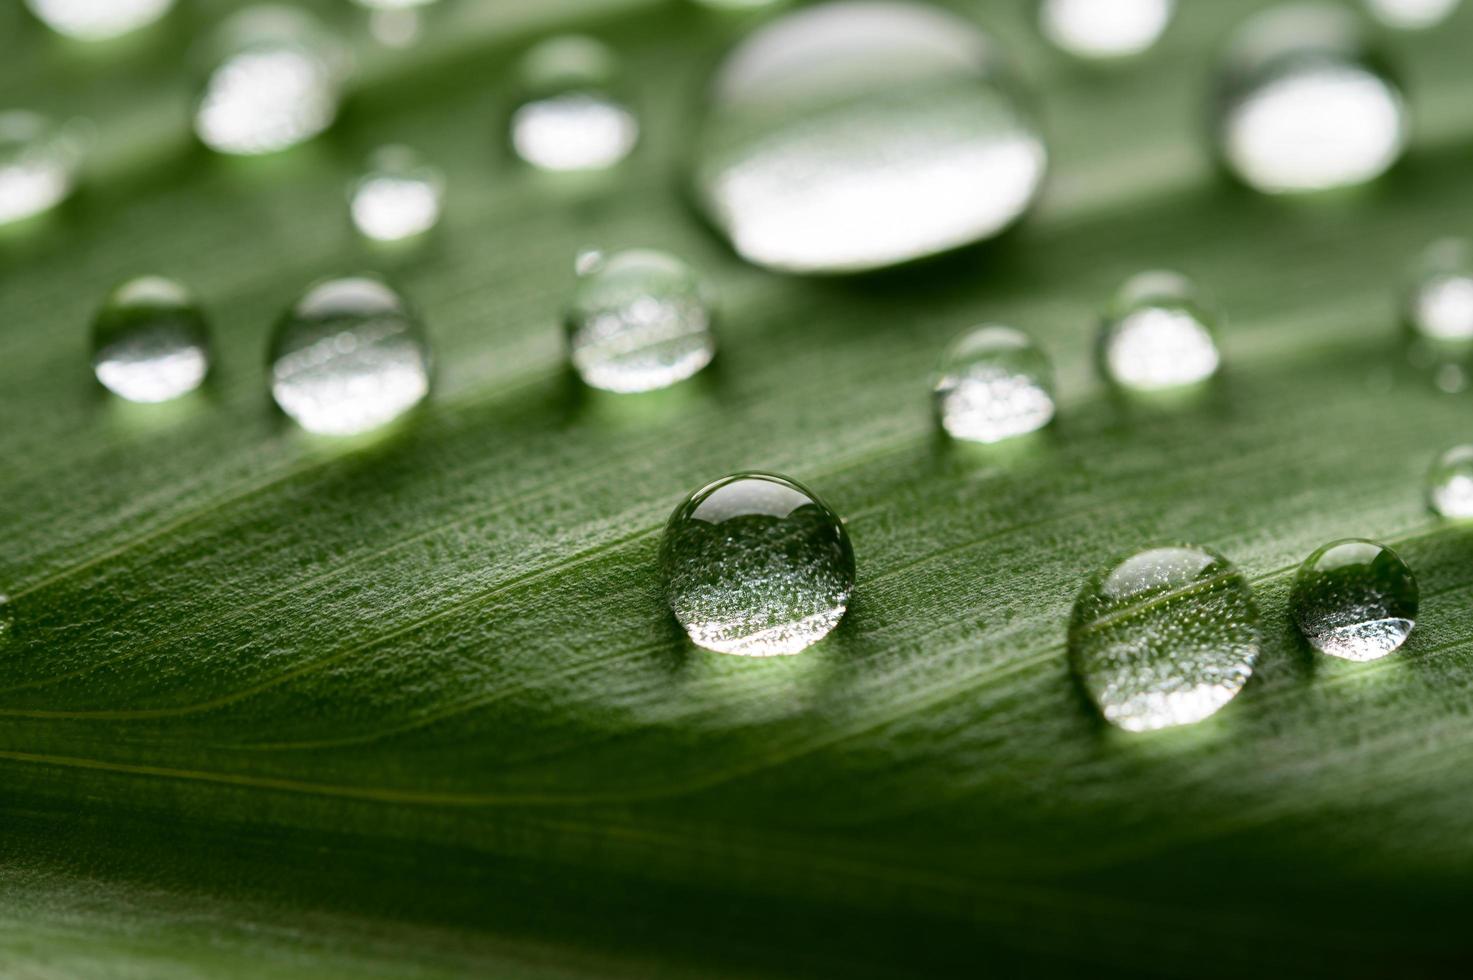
1428, 445, 1473, 519
349, 145, 444, 243
662, 472, 855, 656
1038, 0, 1174, 60
1363, 0, 1460, 29
1099, 271, 1220, 392
1070, 545, 1260, 732
1291, 539, 1417, 662
1403, 238, 1473, 353
194, 6, 348, 157
1214, 3, 1407, 194
92, 277, 210, 403
0, 111, 82, 227
25, 0, 173, 40
0, 595, 12, 644
509, 36, 638, 173
691, 1, 1047, 274
934, 325, 1055, 444
270, 276, 431, 436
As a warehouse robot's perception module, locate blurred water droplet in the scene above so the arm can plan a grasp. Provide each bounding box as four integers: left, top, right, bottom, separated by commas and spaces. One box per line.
691, 1, 1047, 274
1428, 445, 1473, 519
1070, 545, 1260, 732
349, 145, 443, 243
934, 325, 1055, 444
1099, 271, 1220, 392
0, 111, 82, 226
0, 595, 12, 645
1363, 0, 1460, 29
270, 276, 430, 436
1038, 0, 1174, 60
1292, 538, 1417, 661
92, 277, 210, 403
662, 472, 855, 656
1435, 363, 1467, 393
509, 36, 638, 172
1214, 3, 1406, 194
25, 0, 173, 40
1405, 238, 1473, 349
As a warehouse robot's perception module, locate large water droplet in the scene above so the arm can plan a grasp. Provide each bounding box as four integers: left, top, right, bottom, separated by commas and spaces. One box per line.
662, 472, 856, 656
349, 145, 444, 243
509, 36, 638, 173
1070, 545, 1260, 732
92, 277, 210, 403
566, 249, 716, 394
0, 111, 82, 227
25, 0, 173, 40
1291, 538, 1417, 662
270, 276, 431, 436
1428, 445, 1473, 519
1213, 3, 1407, 195
934, 325, 1055, 444
1099, 271, 1220, 392
1038, 0, 1174, 60
691, 1, 1047, 275
1363, 0, 1460, 29
194, 6, 348, 157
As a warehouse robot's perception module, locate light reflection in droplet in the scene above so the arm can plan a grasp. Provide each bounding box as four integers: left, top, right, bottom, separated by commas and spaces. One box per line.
25, 0, 173, 40
1429, 445, 1473, 519
511, 93, 638, 172
349, 145, 443, 243
1100, 271, 1220, 392
1039, 0, 1174, 60
92, 276, 211, 404
1363, 0, 1461, 29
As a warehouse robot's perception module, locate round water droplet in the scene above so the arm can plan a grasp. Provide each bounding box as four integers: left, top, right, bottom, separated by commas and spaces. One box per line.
662, 472, 855, 656
1099, 271, 1220, 392
1403, 238, 1473, 351
1213, 3, 1407, 195
1038, 0, 1174, 60
194, 6, 348, 157
1291, 538, 1417, 662
1363, 0, 1460, 29
270, 276, 431, 436
1428, 445, 1473, 519
349, 145, 444, 243
509, 36, 638, 173
0, 111, 82, 227
25, 0, 173, 40
92, 276, 210, 403
691, 1, 1047, 274
934, 325, 1055, 444
566, 249, 716, 394
1070, 545, 1260, 732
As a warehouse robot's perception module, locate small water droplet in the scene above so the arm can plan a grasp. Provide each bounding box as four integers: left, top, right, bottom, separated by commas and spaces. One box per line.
509, 36, 638, 173
0, 595, 12, 644
92, 277, 210, 403
1428, 444, 1473, 519
349, 145, 444, 243
1363, 0, 1460, 29
565, 249, 716, 394
662, 472, 855, 656
0, 111, 82, 227
194, 6, 348, 157
691, 1, 1047, 274
1291, 538, 1417, 662
1404, 238, 1473, 350
1070, 544, 1260, 732
270, 276, 431, 436
1099, 271, 1220, 392
25, 0, 173, 40
1214, 3, 1407, 194
934, 325, 1055, 444
1038, 0, 1174, 60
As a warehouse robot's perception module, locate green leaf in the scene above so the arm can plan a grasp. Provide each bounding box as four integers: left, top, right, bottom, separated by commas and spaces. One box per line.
4, 1, 1473, 975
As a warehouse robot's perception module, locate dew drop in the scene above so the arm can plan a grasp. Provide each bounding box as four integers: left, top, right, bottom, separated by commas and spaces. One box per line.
662, 472, 856, 656
1363, 0, 1460, 29
1070, 544, 1260, 732
0, 595, 12, 644
25, 0, 173, 40
194, 6, 348, 157
934, 325, 1055, 444
92, 277, 210, 403
1213, 3, 1407, 195
509, 36, 638, 173
1428, 445, 1473, 519
0, 111, 82, 227
1403, 238, 1473, 353
566, 249, 716, 394
270, 276, 431, 436
1038, 0, 1174, 60
1099, 271, 1220, 392
1291, 538, 1417, 662
349, 145, 444, 243
691, 1, 1047, 275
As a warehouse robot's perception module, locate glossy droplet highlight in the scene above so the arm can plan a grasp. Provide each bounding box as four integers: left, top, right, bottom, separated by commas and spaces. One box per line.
662, 473, 855, 656
1292, 539, 1417, 662
1363, 0, 1460, 29
1099, 271, 1220, 392
692, 1, 1047, 274
1038, 0, 1174, 60
92, 277, 210, 403
270, 276, 430, 436
510, 36, 638, 172
1214, 3, 1406, 194
1070, 545, 1260, 732
1428, 445, 1473, 519
934, 325, 1054, 444
350, 145, 443, 243
1404, 238, 1473, 350
566, 249, 716, 394
0, 111, 82, 227
26, 0, 173, 40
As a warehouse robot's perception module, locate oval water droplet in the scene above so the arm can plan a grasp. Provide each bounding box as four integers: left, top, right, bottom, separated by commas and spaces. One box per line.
934, 325, 1055, 444
691, 1, 1047, 274
566, 248, 717, 394
1404, 238, 1473, 353
25, 0, 173, 40
1428, 445, 1473, 519
509, 36, 638, 173
270, 276, 431, 436
1291, 538, 1417, 662
1213, 3, 1407, 195
1363, 0, 1460, 29
1099, 271, 1220, 392
1070, 544, 1260, 732
1038, 0, 1174, 60
92, 277, 210, 403
0, 111, 82, 227
194, 6, 348, 157
662, 472, 856, 656
349, 145, 444, 243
